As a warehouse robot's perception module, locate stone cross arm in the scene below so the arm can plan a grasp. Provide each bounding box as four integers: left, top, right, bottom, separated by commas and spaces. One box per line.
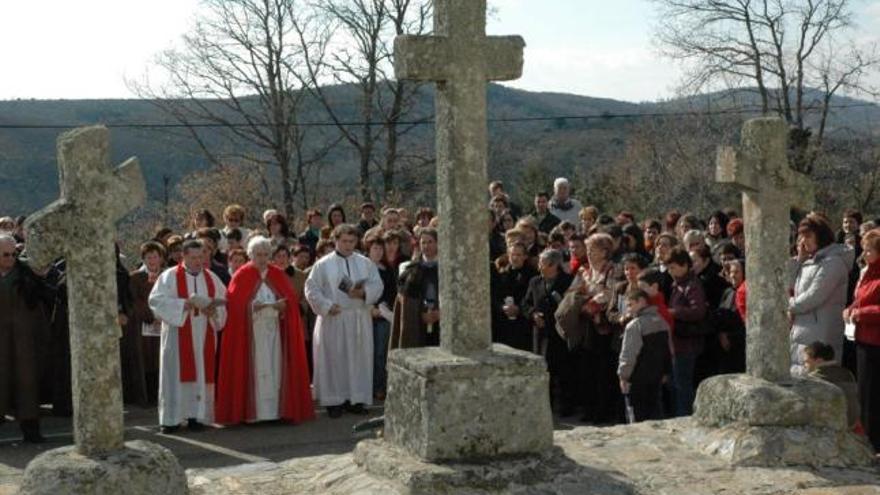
394, 35, 525, 82
24, 126, 146, 269
716, 118, 815, 208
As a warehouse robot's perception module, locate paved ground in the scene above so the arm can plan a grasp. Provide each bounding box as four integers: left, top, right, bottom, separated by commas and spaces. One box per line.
0, 404, 384, 471
0, 405, 583, 473
4, 410, 878, 494
189, 419, 880, 495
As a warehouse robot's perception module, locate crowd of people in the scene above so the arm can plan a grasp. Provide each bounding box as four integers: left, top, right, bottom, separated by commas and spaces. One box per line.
0, 177, 878, 454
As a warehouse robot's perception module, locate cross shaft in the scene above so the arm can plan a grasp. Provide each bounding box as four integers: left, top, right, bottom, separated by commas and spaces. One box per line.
25, 126, 145, 456
394, 0, 524, 355
715, 118, 814, 382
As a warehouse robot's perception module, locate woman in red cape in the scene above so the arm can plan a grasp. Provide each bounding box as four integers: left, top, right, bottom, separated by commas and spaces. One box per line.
215, 259, 315, 425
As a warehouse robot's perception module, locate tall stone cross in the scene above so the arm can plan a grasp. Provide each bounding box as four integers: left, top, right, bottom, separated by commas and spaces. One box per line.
395, 0, 524, 355
25, 126, 146, 456
716, 117, 815, 383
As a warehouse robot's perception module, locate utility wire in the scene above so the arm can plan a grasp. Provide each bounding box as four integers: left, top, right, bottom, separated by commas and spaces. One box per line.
0, 102, 876, 130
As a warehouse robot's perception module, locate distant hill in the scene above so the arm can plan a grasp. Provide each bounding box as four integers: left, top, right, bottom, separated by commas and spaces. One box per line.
657, 87, 880, 136
0, 84, 875, 216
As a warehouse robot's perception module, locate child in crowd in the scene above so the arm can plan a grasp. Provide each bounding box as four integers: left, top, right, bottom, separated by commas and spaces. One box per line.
804, 341, 861, 432
637, 268, 674, 331
618, 289, 671, 422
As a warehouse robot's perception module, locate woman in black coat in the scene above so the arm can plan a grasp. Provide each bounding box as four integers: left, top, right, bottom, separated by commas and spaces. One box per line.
689, 244, 730, 385
491, 242, 538, 352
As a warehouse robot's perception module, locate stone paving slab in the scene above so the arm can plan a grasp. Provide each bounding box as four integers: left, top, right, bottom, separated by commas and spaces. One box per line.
4, 419, 878, 494
0, 464, 21, 495
185, 419, 880, 494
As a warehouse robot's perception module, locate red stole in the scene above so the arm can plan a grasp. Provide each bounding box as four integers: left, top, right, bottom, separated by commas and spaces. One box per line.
175, 264, 216, 384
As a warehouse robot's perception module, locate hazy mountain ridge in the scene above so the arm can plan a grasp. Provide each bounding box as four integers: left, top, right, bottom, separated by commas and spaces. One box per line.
0, 84, 874, 215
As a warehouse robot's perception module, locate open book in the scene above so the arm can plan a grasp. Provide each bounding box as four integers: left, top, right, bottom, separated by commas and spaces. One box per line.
338, 275, 367, 294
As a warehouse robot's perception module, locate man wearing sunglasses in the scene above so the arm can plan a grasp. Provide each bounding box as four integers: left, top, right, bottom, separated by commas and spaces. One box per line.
0, 234, 47, 443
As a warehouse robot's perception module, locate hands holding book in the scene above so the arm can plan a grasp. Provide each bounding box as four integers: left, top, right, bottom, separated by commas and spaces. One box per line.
339, 276, 366, 300
254, 299, 286, 312
347, 286, 366, 300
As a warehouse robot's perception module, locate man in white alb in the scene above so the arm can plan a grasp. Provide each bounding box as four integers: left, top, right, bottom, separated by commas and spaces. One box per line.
149, 239, 227, 433
305, 224, 383, 418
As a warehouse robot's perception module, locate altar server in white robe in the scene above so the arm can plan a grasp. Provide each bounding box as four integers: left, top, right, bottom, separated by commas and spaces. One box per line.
149, 240, 227, 432
305, 224, 383, 418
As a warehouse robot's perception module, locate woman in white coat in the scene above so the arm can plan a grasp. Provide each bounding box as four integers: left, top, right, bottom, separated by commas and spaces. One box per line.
789, 214, 854, 376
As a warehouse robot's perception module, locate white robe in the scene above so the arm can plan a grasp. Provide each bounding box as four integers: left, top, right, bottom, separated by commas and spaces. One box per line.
251, 279, 282, 421
305, 251, 383, 406
149, 267, 227, 426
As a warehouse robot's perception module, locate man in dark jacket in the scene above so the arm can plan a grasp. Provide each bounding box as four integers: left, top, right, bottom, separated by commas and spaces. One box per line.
530, 192, 561, 235
391, 229, 440, 349
0, 235, 50, 442
522, 249, 575, 416
298, 209, 323, 256
357, 203, 378, 235
666, 248, 708, 417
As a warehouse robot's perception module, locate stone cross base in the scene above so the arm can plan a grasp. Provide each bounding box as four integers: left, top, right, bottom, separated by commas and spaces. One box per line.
383, 345, 553, 462
18, 441, 187, 495
686, 374, 874, 467
352, 441, 592, 494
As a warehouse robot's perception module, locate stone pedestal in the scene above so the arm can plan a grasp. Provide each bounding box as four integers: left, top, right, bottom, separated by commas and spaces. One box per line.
686, 374, 874, 467
18, 440, 188, 495
353, 441, 589, 495
383, 345, 553, 462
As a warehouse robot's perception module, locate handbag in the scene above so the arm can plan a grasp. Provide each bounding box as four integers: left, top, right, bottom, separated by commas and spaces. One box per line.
555, 291, 588, 351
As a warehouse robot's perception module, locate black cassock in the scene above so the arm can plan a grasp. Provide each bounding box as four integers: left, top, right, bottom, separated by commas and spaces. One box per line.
521, 272, 577, 411
490, 263, 538, 352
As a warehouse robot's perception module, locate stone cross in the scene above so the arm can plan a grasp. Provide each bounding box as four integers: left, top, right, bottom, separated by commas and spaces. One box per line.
716, 117, 814, 382
25, 126, 146, 456
395, 0, 524, 355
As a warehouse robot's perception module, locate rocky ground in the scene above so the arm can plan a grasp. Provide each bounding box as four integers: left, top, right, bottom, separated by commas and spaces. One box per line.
185, 419, 880, 495
3, 418, 879, 494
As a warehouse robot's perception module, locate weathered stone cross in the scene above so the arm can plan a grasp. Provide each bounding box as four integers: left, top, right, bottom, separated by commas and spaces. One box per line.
395, 0, 525, 355
716, 117, 815, 382
25, 126, 146, 456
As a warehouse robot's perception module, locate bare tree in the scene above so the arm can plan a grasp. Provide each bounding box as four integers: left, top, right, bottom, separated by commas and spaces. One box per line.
815, 130, 880, 215
377, 0, 434, 197
578, 113, 742, 218
295, 0, 432, 201
130, 0, 334, 218
651, 0, 879, 173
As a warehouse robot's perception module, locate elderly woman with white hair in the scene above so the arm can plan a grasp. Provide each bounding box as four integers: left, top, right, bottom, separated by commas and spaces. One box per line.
0, 217, 15, 234
682, 229, 706, 252
215, 236, 314, 425
521, 249, 577, 416
549, 177, 584, 225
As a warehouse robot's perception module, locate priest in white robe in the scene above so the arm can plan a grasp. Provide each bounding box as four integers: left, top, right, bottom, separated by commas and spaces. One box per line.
149, 239, 227, 432
305, 224, 383, 418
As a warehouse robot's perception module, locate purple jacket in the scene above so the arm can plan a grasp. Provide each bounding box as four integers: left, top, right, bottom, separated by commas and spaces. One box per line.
668, 273, 707, 355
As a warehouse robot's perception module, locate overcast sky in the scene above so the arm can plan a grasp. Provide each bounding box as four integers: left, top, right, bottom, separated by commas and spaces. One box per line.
1, 0, 879, 102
